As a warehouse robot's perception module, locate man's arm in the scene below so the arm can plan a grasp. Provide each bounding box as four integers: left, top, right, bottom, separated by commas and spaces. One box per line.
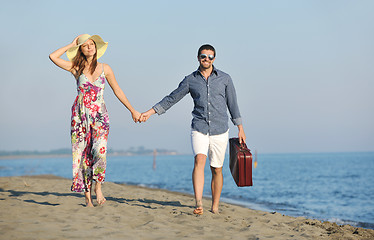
226, 76, 246, 143
152, 77, 189, 115
139, 77, 189, 122
237, 124, 246, 144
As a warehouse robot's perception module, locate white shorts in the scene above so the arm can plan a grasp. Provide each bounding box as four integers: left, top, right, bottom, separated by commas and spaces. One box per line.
191, 130, 229, 168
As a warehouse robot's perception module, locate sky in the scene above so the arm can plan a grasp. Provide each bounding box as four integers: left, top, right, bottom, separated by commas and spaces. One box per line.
1, 0, 373, 154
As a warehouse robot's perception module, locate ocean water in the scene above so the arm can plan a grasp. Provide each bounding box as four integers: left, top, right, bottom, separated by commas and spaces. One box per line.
1, 152, 373, 229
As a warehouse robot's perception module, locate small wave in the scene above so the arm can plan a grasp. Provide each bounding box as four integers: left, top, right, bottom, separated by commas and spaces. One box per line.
327, 218, 374, 230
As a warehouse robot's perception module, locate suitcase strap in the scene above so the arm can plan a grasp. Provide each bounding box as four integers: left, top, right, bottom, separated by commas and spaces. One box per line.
242, 151, 247, 182
239, 148, 251, 185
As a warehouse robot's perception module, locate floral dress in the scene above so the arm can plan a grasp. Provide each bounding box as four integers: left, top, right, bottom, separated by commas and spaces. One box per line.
70, 64, 109, 192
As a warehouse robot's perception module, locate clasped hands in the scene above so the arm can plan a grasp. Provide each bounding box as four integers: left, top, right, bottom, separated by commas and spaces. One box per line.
131, 108, 156, 123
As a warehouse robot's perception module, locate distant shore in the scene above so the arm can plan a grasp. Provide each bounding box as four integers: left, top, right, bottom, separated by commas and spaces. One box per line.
1, 175, 373, 239
0, 154, 72, 160
0, 153, 180, 160
0, 148, 179, 160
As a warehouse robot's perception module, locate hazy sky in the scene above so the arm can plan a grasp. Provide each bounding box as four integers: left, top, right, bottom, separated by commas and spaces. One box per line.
1, 0, 373, 154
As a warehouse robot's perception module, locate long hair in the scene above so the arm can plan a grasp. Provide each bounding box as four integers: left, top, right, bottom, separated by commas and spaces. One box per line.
71, 43, 98, 77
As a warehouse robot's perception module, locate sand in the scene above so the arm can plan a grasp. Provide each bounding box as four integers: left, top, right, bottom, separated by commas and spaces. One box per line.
0, 175, 373, 240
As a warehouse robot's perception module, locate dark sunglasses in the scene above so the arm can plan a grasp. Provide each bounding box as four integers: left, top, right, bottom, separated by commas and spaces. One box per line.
199, 54, 215, 60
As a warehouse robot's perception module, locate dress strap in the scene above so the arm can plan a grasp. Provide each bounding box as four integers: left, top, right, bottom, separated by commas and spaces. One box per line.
102, 63, 104, 74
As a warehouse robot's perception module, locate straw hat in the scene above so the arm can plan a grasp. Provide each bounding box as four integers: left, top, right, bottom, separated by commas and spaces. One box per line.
66, 34, 108, 61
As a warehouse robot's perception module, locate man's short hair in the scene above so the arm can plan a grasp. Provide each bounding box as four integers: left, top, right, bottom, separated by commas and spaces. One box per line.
198, 44, 216, 57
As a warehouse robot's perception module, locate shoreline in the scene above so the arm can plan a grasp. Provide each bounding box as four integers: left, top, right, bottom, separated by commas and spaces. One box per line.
129, 184, 374, 231
1, 175, 373, 239
1, 151, 373, 160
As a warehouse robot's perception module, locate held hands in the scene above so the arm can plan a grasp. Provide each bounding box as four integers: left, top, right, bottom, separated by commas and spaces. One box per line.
132, 108, 156, 123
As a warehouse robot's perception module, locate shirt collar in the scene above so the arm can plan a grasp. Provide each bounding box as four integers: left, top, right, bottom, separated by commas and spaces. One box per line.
195, 65, 218, 77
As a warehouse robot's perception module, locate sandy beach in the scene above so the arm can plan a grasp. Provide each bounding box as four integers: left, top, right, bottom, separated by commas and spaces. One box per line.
0, 175, 373, 240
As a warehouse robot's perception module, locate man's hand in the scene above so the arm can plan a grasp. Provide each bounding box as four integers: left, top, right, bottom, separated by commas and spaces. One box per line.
237, 125, 246, 144
139, 108, 156, 122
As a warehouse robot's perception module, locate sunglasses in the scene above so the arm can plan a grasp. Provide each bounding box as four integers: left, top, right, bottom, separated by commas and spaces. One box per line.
199, 54, 215, 60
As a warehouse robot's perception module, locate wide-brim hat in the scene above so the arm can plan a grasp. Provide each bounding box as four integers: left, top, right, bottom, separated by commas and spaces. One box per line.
66, 34, 108, 61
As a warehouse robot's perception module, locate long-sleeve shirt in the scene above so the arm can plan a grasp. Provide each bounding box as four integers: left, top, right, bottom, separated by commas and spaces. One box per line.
153, 66, 242, 135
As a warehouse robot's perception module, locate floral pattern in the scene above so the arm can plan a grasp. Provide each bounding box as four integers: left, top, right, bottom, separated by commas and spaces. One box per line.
70, 69, 109, 192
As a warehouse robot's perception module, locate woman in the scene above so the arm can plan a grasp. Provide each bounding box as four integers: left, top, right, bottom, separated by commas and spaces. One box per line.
49, 34, 140, 207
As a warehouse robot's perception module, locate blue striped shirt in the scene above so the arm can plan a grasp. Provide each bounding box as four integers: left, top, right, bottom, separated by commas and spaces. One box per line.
153, 66, 242, 135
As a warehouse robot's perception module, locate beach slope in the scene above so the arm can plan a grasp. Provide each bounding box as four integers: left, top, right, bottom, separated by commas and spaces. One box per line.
0, 175, 373, 240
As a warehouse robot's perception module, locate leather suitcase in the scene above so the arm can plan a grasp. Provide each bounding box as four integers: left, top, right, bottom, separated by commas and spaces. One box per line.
229, 138, 253, 187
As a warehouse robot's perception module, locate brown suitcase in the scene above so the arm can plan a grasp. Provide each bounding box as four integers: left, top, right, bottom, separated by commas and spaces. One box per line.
229, 138, 253, 187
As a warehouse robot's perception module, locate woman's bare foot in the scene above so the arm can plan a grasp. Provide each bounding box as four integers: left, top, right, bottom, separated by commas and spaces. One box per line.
211, 207, 219, 214
95, 182, 106, 205
193, 207, 204, 215
193, 199, 203, 215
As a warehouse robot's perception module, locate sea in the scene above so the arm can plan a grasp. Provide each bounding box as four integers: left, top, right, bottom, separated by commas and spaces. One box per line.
1, 152, 373, 230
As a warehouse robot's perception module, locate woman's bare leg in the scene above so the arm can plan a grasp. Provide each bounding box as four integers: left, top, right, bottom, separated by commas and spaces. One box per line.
95, 181, 106, 205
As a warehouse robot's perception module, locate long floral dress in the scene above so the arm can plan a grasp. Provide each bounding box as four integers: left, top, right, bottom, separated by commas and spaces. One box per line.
70, 64, 109, 192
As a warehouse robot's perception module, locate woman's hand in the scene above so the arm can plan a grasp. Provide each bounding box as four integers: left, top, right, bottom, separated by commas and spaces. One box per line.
131, 110, 141, 123
49, 35, 82, 71
71, 35, 82, 46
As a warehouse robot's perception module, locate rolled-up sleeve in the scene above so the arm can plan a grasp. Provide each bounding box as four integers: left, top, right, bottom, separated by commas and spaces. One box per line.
226, 76, 242, 126
153, 77, 189, 115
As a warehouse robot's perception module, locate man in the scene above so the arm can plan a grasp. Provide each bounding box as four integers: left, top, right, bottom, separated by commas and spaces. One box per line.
140, 44, 246, 214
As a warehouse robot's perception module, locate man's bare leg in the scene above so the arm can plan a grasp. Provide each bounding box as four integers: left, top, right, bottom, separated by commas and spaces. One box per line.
210, 166, 223, 214
192, 154, 206, 214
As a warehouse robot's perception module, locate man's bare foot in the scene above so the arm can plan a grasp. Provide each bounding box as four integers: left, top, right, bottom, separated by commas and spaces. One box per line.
95, 182, 106, 205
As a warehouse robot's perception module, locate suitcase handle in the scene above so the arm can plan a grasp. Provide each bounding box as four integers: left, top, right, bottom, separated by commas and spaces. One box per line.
239, 142, 248, 151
